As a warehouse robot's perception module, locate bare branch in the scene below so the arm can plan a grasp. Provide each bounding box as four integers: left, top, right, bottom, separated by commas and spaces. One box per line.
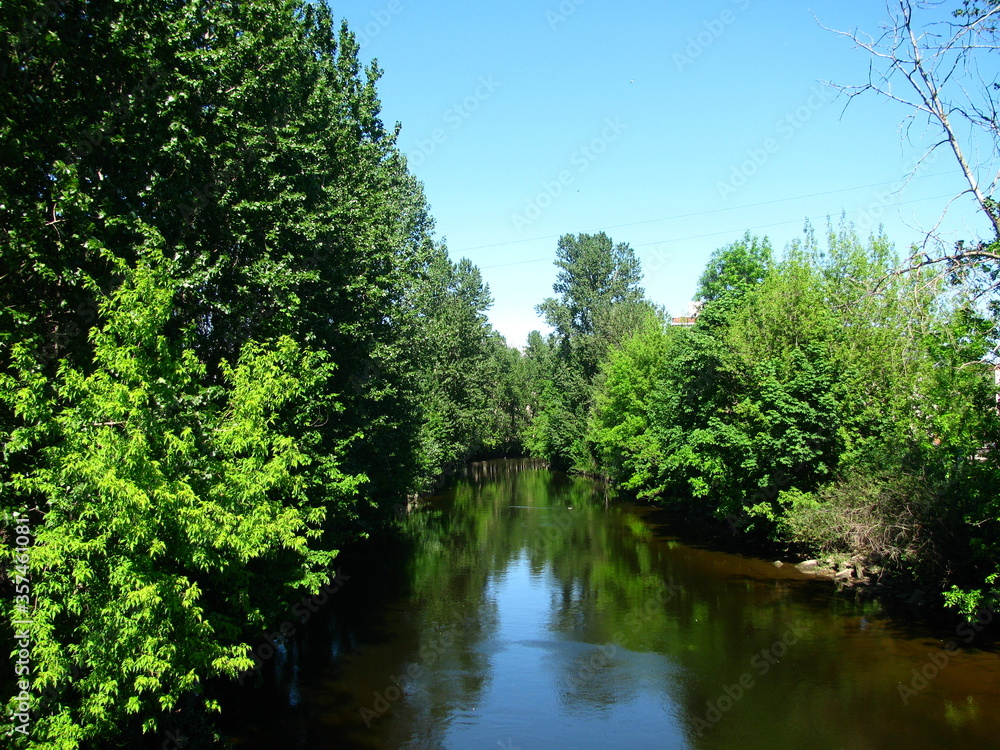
821, 0, 1000, 239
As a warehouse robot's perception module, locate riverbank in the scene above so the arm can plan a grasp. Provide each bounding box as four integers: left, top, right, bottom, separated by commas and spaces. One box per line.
614, 493, 999, 638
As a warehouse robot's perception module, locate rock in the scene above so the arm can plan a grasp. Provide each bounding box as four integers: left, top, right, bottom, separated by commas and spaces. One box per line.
773, 561, 784, 568
795, 560, 819, 573
834, 568, 854, 580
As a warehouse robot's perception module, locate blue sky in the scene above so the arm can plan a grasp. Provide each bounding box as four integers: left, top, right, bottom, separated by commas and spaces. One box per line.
337, 0, 996, 348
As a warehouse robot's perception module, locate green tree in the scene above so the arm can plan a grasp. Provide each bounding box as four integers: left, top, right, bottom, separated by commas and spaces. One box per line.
588, 309, 671, 492
409, 248, 527, 485
0, 0, 517, 745
537, 232, 645, 377
3, 255, 364, 746
530, 232, 650, 471
695, 231, 772, 305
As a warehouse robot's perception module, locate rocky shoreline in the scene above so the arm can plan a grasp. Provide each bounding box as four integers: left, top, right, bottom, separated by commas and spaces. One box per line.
777, 556, 868, 585
774, 554, 942, 610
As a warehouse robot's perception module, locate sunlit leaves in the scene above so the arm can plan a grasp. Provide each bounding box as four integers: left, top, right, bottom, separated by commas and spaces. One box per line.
0, 0, 497, 744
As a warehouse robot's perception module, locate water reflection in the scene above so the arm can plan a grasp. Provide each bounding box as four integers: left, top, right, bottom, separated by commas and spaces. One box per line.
222, 460, 1000, 750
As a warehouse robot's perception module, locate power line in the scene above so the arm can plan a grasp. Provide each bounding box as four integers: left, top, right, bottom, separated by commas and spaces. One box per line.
459, 171, 956, 258
480, 192, 958, 270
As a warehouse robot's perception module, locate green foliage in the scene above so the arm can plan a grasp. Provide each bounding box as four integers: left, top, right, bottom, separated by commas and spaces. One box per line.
3, 257, 364, 745
410, 249, 527, 485
0, 1, 529, 745
524, 355, 593, 471
695, 231, 772, 305
538, 232, 645, 340
588, 310, 671, 493
528, 232, 652, 471
584, 218, 1000, 597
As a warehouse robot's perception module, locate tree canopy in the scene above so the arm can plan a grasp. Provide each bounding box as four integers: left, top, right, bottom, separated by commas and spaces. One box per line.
0, 2, 529, 746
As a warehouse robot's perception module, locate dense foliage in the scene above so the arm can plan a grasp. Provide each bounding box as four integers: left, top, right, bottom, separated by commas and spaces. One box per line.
537, 220, 1000, 619
525, 232, 655, 472
0, 1, 526, 747
516, 0, 1000, 621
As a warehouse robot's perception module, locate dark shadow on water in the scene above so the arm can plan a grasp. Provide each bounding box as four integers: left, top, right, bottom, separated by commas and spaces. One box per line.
626, 499, 1000, 651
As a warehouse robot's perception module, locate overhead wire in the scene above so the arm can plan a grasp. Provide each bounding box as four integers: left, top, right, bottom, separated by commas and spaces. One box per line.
457, 171, 956, 258
478, 189, 960, 270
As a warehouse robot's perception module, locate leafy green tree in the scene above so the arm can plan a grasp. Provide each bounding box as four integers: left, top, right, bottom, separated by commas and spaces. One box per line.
482, 341, 531, 458
0, 1, 523, 746
588, 309, 671, 492
3, 255, 364, 746
537, 232, 645, 378
695, 231, 772, 305
530, 232, 650, 471
409, 247, 527, 485
539, 233, 644, 336
593, 220, 1000, 564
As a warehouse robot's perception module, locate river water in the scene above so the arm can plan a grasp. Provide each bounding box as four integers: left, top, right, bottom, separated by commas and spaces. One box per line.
222, 459, 1000, 749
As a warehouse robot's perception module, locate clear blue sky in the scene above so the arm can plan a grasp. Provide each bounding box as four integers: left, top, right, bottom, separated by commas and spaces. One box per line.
337, 0, 996, 348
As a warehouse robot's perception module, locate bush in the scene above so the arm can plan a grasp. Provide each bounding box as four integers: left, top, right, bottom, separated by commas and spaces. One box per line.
782, 471, 949, 580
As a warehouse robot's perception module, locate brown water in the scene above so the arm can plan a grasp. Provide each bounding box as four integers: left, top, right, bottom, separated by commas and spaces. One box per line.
221, 459, 1000, 749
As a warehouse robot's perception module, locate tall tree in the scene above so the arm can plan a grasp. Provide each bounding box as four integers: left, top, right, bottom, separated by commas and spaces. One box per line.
0, 0, 512, 746
408, 247, 527, 484
588, 308, 671, 491
530, 232, 649, 471
695, 232, 772, 305
538, 232, 644, 340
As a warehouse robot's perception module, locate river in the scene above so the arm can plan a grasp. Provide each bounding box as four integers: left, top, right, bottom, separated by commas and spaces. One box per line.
221, 459, 1000, 749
